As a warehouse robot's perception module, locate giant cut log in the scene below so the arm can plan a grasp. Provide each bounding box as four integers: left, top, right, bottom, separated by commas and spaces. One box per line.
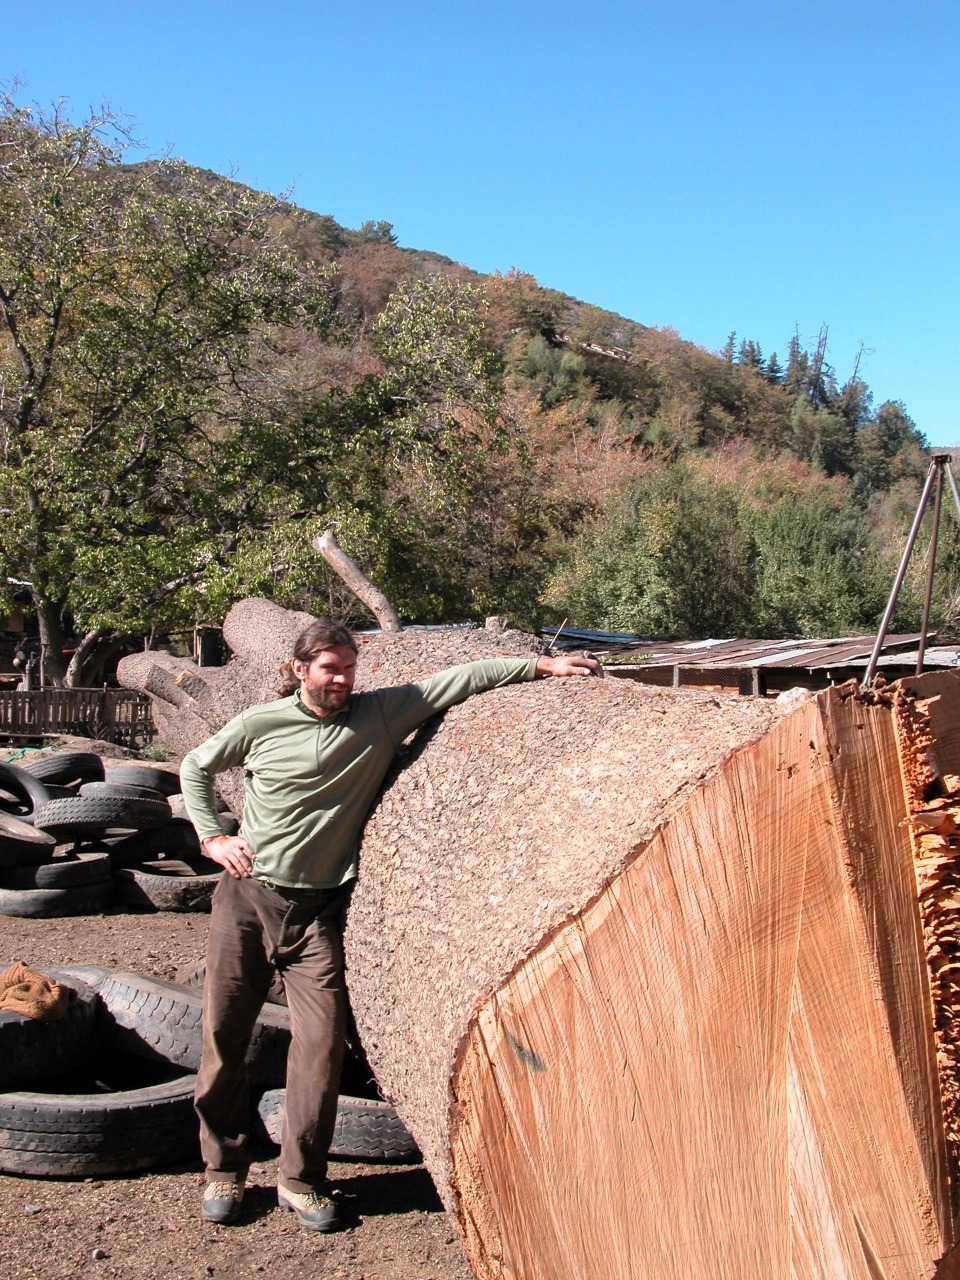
349, 672, 960, 1280
120, 602, 960, 1279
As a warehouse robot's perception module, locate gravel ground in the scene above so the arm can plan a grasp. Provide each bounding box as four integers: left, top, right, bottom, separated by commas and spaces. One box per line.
0, 909, 474, 1280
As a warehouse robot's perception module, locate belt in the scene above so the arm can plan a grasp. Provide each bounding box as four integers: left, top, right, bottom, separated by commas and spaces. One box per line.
255, 876, 336, 901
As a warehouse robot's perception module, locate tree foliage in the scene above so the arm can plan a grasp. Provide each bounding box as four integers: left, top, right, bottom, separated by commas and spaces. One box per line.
547, 458, 932, 641
0, 91, 944, 682
548, 467, 755, 637
0, 92, 335, 682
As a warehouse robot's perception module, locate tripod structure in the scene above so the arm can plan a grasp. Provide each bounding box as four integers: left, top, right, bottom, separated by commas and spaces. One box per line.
864, 453, 960, 686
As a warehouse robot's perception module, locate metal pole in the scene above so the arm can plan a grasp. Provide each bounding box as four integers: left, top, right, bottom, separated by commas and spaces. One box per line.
864, 459, 939, 686
946, 458, 960, 522
917, 458, 945, 674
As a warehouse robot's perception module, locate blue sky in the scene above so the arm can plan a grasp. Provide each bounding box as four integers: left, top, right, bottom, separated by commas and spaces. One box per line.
7, 1, 959, 443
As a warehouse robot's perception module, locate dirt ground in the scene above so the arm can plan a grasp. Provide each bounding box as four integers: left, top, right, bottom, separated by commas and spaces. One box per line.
0, 908, 475, 1280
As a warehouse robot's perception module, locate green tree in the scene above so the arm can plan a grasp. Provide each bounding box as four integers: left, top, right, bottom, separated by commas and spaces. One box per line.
214, 274, 560, 631
357, 219, 398, 244
547, 466, 755, 637
0, 93, 335, 683
788, 402, 856, 477
737, 339, 763, 369
783, 331, 809, 399
746, 486, 891, 636
335, 275, 552, 625
856, 400, 928, 489
517, 334, 589, 408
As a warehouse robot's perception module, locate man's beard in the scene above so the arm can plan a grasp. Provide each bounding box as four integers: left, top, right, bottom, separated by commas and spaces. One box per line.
302, 681, 350, 713
316, 689, 348, 711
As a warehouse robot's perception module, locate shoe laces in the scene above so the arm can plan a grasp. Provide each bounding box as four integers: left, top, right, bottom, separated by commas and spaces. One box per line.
206, 1181, 242, 1200
301, 1189, 334, 1209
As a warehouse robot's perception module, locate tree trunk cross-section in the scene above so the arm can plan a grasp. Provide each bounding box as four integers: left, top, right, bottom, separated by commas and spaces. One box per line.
121, 603, 960, 1278
349, 674, 960, 1280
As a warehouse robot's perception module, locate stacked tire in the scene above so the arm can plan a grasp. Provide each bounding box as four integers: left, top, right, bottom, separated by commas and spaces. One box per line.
0, 753, 116, 916
0, 965, 418, 1176
0, 753, 233, 916
0, 964, 286, 1179
0, 966, 199, 1177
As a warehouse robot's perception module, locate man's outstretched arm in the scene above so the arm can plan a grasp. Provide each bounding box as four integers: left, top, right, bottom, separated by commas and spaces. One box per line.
535, 654, 604, 678
378, 652, 604, 745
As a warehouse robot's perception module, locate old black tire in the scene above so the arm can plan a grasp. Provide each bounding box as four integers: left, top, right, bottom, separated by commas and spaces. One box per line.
19, 752, 104, 787
106, 821, 200, 865
78, 781, 165, 802
96, 972, 290, 1085
104, 765, 182, 796
0, 850, 112, 890
256, 1090, 420, 1163
0, 879, 115, 918
0, 1072, 198, 1177
113, 859, 222, 912
50, 964, 111, 993
33, 795, 171, 841
0, 762, 53, 824
168, 793, 231, 816
0, 815, 57, 866
334, 1095, 420, 1162
0, 973, 98, 1089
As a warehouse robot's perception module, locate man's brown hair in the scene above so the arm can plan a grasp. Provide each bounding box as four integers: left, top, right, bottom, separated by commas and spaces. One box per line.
278, 619, 358, 695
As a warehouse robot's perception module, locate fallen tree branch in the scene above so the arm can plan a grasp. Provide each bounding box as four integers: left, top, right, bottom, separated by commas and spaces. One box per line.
311, 529, 402, 631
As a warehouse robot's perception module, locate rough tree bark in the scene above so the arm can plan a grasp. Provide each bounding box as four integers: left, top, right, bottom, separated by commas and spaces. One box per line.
119, 601, 960, 1280
34, 596, 68, 688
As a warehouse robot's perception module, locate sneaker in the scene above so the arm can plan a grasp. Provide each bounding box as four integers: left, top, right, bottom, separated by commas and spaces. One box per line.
277, 1183, 341, 1232
202, 1179, 245, 1224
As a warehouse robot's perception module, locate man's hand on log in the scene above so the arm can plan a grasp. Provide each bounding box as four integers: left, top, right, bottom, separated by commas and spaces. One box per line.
202, 833, 255, 878
535, 654, 604, 678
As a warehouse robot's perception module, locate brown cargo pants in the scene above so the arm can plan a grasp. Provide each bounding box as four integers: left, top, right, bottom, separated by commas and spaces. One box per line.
194, 873, 348, 1193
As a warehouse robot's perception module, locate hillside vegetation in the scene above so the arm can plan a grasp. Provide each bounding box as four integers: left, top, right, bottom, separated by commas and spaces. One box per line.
0, 94, 950, 684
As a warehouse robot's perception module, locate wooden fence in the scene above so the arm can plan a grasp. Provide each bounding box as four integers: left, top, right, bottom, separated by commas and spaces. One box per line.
0, 688, 155, 748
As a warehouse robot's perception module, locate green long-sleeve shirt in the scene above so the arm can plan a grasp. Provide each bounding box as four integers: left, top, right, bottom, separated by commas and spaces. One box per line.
180, 656, 539, 888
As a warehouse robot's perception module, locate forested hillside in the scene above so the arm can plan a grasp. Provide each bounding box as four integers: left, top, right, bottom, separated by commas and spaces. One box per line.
0, 95, 950, 685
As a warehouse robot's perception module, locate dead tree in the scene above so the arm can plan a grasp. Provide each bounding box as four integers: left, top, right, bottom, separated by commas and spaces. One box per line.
121, 601, 960, 1278
311, 529, 402, 631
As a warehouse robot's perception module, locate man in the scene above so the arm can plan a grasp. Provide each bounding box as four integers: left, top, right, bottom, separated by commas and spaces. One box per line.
180, 619, 602, 1231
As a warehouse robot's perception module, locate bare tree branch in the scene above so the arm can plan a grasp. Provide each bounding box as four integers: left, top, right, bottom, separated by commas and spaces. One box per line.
311, 528, 402, 631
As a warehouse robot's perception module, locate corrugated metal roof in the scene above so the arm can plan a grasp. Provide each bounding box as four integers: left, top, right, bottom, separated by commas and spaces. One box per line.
546, 627, 960, 689
548, 629, 942, 666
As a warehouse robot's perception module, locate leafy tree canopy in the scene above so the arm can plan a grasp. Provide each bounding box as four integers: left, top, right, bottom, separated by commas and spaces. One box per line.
0, 91, 336, 682
0, 90, 944, 684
